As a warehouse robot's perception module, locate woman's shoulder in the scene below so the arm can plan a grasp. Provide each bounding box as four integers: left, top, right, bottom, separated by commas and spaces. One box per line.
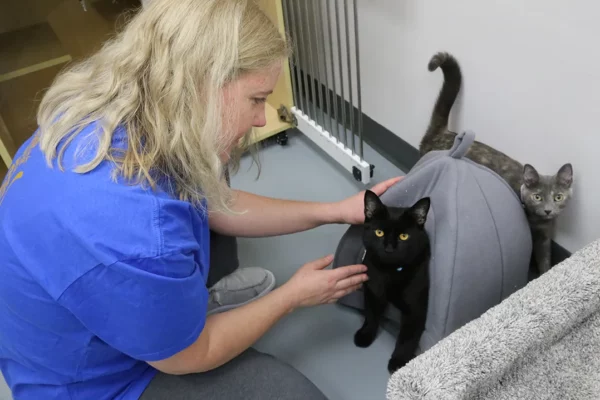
1, 123, 210, 265
1, 123, 211, 301
57, 165, 210, 263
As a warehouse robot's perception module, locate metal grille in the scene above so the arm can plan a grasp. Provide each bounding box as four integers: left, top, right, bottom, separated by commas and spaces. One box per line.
282, 0, 371, 183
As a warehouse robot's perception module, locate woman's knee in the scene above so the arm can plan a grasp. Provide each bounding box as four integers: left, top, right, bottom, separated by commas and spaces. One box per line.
141, 348, 328, 400
233, 349, 328, 400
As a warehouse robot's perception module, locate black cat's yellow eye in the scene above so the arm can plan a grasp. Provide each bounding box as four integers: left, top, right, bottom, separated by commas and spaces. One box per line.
399, 233, 409, 241
532, 194, 542, 201
554, 194, 564, 202
375, 229, 384, 237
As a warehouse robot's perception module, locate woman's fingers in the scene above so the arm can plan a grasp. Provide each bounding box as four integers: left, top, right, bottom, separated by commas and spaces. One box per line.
331, 283, 363, 301
369, 176, 403, 196
307, 254, 334, 270
331, 264, 367, 280
334, 273, 368, 291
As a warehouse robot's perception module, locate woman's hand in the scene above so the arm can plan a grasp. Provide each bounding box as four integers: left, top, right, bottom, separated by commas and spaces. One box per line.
149, 255, 367, 375
282, 254, 368, 309
336, 176, 403, 225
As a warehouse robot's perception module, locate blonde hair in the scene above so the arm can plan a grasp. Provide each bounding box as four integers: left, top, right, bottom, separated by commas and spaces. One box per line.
37, 0, 291, 213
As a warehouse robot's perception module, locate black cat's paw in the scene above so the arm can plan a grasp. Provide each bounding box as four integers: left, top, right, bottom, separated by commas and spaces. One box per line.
387, 354, 413, 374
354, 328, 377, 348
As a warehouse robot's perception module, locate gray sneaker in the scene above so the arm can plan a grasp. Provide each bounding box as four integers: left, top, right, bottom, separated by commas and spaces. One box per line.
207, 267, 276, 315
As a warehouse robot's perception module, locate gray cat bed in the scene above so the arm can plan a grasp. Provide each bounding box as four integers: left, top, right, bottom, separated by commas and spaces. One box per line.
333, 131, 532, 354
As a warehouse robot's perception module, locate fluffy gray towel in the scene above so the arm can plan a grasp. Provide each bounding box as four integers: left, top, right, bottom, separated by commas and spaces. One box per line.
386, 239, 600, 400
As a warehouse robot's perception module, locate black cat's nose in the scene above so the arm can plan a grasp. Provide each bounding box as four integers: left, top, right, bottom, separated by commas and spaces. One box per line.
385, 246, 395, 253
545, 210, 551, 215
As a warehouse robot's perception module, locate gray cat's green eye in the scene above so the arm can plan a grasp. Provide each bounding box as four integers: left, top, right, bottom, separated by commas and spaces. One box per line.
554, 194, 564, 202
532, 194, 542, 201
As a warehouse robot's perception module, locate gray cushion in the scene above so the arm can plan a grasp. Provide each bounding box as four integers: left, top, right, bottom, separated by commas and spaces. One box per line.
332, 131, 532, 354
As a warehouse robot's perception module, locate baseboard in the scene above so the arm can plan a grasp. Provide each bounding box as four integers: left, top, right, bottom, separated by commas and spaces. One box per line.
291, 68, 572, 267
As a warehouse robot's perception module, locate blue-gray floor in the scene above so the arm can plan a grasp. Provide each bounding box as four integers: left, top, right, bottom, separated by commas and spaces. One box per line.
0, 376, 6, 400
0, 129, 405, 400
231, 129, 406, 400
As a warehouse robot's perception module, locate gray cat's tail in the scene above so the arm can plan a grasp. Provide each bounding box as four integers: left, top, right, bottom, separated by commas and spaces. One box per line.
420, 52, 462, 153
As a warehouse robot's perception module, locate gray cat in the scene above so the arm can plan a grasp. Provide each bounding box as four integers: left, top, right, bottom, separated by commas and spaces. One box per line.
419, 51, 574, 275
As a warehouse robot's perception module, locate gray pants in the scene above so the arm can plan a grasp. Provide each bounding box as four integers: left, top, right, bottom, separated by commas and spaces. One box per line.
139, 348, 327, 400
139, 235, 328, 399
140, 169, 328, 399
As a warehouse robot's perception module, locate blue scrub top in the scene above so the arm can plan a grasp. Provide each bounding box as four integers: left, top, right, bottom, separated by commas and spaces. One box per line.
0, 123, 211, 400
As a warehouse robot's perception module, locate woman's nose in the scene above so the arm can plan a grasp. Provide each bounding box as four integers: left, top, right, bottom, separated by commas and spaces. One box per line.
253, 111, 267, 128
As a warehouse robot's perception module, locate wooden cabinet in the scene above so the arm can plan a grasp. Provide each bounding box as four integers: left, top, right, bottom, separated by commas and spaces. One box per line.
0, 0, 295, 177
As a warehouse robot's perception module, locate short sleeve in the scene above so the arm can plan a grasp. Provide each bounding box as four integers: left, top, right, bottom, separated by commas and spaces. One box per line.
58, 250, 208, 362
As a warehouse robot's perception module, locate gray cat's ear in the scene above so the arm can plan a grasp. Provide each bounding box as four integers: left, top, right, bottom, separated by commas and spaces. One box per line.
556, 163, 573, 187
364, 190, 386, 221
523, 164, 540, 187
409, 197, 430, 226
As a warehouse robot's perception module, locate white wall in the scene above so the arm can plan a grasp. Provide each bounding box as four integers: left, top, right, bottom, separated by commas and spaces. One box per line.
291, 0, 597, 253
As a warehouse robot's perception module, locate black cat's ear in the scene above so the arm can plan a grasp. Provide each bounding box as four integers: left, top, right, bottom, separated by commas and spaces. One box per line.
364, 190, 386, 221
556, 163, 573, 187
409, 197, 430, 226
523, 164, 540, 187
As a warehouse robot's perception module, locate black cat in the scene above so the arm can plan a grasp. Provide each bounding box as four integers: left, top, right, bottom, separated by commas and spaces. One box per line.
354, 190, 431, 373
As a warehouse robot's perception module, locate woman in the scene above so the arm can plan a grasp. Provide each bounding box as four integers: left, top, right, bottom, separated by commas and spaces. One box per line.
0, 1, 400, 399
